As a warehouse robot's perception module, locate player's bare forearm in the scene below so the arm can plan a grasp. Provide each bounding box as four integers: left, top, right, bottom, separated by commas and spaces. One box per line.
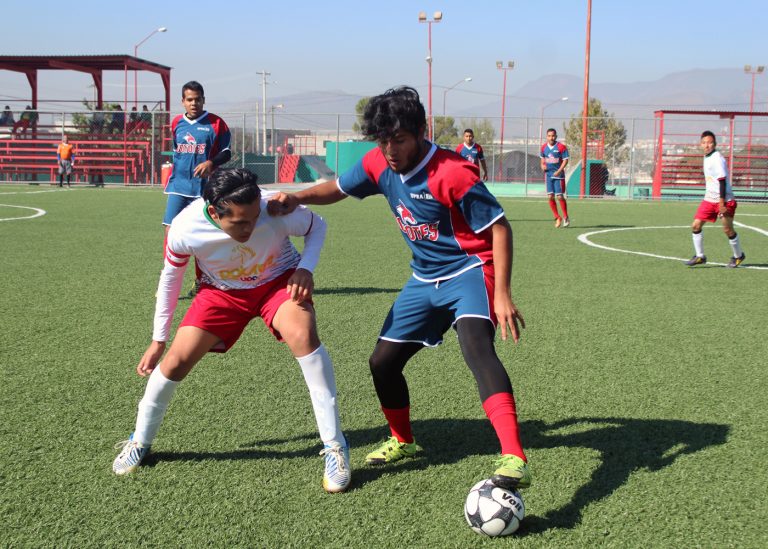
137, 341, 166, 376
267, 180, 346, 216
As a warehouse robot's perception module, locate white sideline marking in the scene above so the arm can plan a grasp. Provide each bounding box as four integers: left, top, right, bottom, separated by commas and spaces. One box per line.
577, 225, 768, 270
0, 188, 80, 196
0, 204, 46, 222
734, 221, 768, 237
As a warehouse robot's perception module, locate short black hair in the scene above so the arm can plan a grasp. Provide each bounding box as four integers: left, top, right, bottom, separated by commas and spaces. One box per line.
182, 80, 205, 98
463, 128, 474, 135
701, 130, 716, 142
203, 168, 261, 217
362, 86, 426, 142
547, 128, 557, 135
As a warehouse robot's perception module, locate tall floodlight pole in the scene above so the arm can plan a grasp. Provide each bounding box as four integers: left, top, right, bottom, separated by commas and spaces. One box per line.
496, 61, 514, 181
442, 77, 472, 116
134, 27, 167, 109
418, 11, 442, 142
539, 97, 568, 143
580, 0, 593, 198
744, 65, 765, 172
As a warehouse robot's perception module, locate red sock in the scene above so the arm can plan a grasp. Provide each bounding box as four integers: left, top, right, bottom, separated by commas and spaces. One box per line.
558, 197, 569, 219
482, 392, 526, 460
548, 196, 560, 219
382, 406, 413, 443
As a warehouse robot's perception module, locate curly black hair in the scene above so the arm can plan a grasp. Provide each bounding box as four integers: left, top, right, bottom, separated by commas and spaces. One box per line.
361, 86, 426, 142
203, 168, 261, 217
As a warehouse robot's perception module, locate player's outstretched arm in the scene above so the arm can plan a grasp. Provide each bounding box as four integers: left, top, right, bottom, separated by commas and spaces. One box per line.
267, 179, 347, 216
491, 218, 525, 342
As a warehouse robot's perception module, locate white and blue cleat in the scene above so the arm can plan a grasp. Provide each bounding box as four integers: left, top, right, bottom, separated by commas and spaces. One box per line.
112, 434, 150, 475
320, 442, 351, 493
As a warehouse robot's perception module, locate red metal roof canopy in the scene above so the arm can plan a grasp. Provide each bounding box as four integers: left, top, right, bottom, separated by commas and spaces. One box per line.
0, 54, 172, 110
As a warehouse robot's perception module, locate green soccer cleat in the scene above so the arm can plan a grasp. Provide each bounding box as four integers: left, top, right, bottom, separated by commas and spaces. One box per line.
491, 454, 532, 490
365, 436, 421, 465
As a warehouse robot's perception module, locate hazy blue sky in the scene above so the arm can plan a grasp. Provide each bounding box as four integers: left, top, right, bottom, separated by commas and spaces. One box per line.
2, 0, 766, 112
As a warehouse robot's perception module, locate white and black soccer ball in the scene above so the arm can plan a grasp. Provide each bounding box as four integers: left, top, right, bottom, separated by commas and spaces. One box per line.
464, 479, 525, 537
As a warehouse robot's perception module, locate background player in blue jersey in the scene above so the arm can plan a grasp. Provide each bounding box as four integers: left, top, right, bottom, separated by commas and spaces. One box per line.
165, 81, 232, 296
164, 81, 232, 234
269, 86, 531, 491
540, 128, 570, 227
455, 128, 488, 181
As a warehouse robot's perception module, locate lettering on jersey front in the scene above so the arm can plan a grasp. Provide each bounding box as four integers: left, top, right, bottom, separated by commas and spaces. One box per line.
410, 192, 434, 200
394, 199, 439, 242
217, 244, 275, 282
176, 132, 207, 154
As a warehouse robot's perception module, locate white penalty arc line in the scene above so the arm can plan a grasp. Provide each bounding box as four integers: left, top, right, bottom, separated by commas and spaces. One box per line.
0, 204, 47, 222
577, 225, 768, 270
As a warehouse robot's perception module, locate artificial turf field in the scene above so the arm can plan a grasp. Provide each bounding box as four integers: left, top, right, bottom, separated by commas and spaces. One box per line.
1, 184, 766, 548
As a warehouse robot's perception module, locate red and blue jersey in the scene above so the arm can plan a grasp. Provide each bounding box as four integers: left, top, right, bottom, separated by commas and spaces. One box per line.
338, 143, 505, 282
455, 143, 485, 166
166, 111, 231, 197
540, 141, 569, 176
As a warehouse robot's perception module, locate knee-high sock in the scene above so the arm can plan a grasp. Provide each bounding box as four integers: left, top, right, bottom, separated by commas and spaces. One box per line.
482, 392, 526, 460
297, 345, 346, 447
692, 231, 704, 256
558, 196, 569, 218
728, 233, 743, 257
134, 365, 179, 446
548, 196, 560, 219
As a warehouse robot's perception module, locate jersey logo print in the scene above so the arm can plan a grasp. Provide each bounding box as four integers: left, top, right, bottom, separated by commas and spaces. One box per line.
218, 245, 275, 282
394, 200, 439, 242
183, 132, 197, 145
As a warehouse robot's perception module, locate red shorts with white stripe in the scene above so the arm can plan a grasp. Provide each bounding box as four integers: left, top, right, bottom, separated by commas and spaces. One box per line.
694, 200, 737, 222
179, 268, 308, 352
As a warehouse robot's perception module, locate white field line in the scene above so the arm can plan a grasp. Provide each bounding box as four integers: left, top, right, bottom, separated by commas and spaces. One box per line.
577, 225, 768, 270
0, 204, 46, 222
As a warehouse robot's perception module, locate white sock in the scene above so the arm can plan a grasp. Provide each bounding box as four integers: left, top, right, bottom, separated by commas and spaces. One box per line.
728, 233, 743, 257
692, 232, 704, 257
296, 345, 346, 447
134, 366, 179, 446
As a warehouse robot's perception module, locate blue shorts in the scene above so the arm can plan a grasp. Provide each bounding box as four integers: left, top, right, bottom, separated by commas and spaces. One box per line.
163, 193, 198, 225
380, 265, 495, 347
546, 173, 566, 195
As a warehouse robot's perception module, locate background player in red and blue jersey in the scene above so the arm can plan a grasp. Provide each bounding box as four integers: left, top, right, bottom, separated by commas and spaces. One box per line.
164, 81, 232, 233
270, 86, 531, 491
540, 128, 570, 227
455, 128, 488, 181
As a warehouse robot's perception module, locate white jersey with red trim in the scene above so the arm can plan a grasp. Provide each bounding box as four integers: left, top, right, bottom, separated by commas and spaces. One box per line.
703, 150, 733, 202
152, 195, 326, 342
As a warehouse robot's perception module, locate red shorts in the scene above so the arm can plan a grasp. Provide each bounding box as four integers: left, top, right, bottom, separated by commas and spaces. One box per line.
695, 200, 737, 222
179, 269, 309, 353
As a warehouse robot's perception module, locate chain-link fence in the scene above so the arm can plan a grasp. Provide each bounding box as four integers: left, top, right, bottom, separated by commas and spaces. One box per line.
1, 110, 765, 200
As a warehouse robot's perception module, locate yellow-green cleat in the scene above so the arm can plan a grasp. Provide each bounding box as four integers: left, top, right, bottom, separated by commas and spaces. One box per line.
491, 454, 532, 490
365, 436, 421, 465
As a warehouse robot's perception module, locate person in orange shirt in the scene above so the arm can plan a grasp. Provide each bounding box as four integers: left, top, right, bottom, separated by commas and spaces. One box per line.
57, 135, 76, 187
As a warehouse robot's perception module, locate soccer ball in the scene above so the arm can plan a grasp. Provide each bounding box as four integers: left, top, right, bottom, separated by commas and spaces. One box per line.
464, 479, 525, 537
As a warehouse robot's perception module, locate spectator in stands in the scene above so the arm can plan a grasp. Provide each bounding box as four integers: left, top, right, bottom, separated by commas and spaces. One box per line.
0, 106, 14, 127
89, 108, 105, 138
127, 106, 139, 133
107, 105, 125, 134
138, 104, 152, 132
12, 105, 38, 138
57, 135, 76, 188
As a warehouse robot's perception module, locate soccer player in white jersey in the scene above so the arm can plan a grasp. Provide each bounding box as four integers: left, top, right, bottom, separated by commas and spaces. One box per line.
113, 168, 350, 493
685, 131, 746, 268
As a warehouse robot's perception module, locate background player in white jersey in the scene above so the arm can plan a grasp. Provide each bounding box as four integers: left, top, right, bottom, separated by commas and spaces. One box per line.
113, 168, 351, 493
685, 131, 746, 268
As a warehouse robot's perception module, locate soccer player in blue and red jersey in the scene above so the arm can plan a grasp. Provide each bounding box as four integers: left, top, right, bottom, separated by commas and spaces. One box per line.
456, 128, 488, 181
540, 128, 570, 227
270, 86, 531, 491
164, 81, 232, 233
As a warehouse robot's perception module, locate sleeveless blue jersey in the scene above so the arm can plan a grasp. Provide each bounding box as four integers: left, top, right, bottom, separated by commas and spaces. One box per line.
166, 111, 231, 197
338, 143, 504, 281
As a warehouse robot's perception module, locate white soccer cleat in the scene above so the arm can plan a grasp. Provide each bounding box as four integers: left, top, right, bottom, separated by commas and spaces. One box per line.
320, 443, 351, 493
563, 217, 570, 227
113, 435, 151, 475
